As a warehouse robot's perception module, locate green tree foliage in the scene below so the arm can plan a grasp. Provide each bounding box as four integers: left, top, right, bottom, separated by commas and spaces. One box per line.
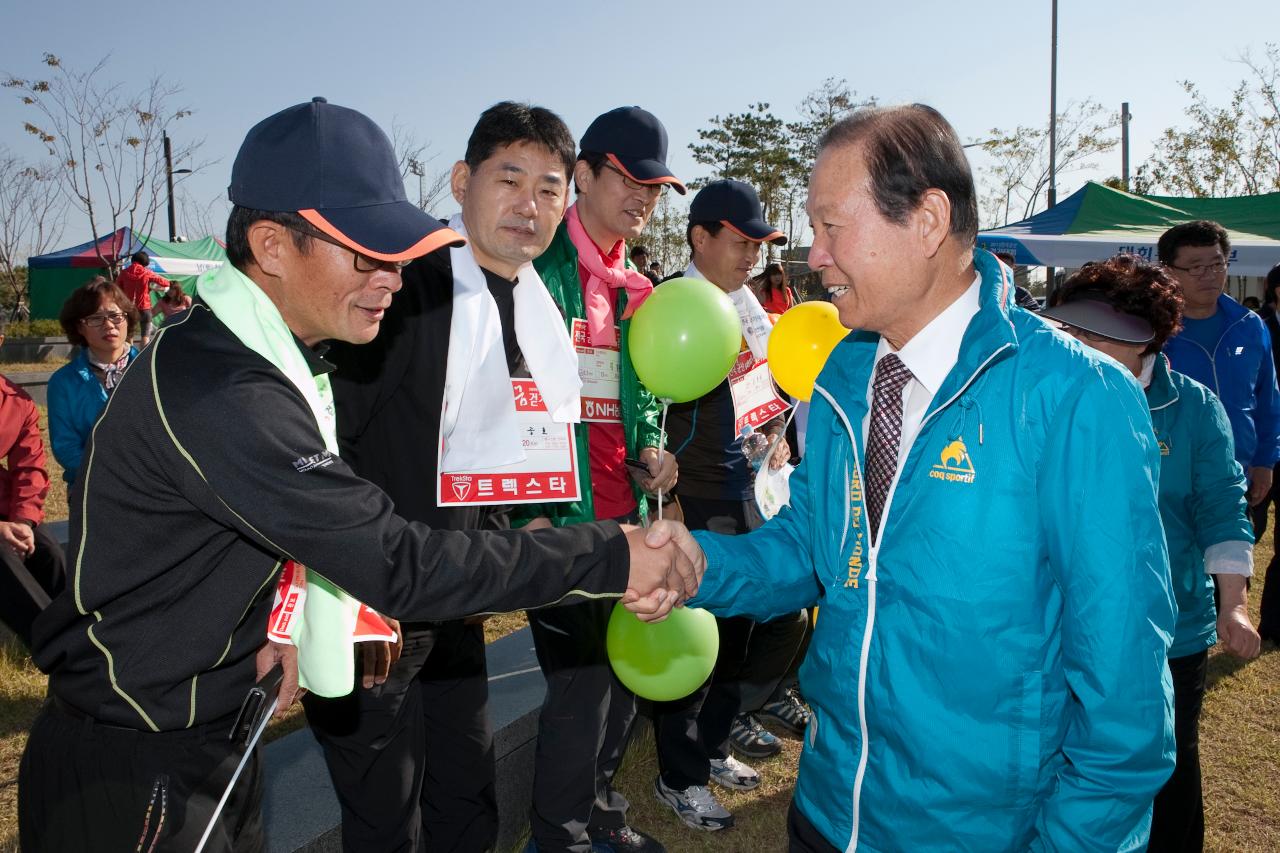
1134, 44, 1280, 197
638, 193, 689, 276
972, 99, 1118, 229
787, 77, 874, 175
687, 79, 875, 258
689, 102, 795, 229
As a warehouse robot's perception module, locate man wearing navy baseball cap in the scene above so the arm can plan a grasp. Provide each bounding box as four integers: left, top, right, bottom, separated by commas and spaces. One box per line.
651, 179, 807, 833
516, 105, 684, 853
18, 98, 700, 853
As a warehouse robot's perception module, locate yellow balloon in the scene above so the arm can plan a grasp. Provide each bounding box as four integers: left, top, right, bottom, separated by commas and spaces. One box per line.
767, 301, 849, 401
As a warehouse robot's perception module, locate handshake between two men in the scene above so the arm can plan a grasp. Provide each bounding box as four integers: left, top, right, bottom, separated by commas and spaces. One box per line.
619, 520, 708, 622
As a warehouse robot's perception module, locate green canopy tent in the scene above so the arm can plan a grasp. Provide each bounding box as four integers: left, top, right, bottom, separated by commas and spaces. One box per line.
27, 228, 226, 319
977, 182, 1280, 275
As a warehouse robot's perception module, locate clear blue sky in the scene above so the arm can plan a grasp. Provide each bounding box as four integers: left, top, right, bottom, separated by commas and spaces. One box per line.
3, 0, 1277, 240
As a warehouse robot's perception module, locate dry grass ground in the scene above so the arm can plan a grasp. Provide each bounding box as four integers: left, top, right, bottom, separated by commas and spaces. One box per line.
591, 563, 1280, 852
0, 415, 1275, 852
1, 360, 68, 375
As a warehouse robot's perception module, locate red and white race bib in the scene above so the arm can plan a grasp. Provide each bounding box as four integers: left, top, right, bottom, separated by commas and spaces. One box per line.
728, 351, 790, 433
437, 378, 581, 506
267, 560, 397, 644
572, 318, 622, 423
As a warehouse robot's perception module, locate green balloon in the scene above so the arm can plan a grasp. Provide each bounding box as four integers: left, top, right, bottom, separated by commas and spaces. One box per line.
606, 603, 719, 701
628, 277, 742, 403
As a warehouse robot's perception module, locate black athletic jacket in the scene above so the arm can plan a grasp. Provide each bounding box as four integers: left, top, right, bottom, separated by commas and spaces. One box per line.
32, 299, 628, 731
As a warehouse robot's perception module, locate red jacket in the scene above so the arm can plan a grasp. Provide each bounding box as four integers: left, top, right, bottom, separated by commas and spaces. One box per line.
761, 286, 793, 315
116, 262, 171, 310
0, 375, 50, 525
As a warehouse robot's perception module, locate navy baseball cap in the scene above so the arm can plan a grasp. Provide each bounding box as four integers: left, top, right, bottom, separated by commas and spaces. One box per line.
580, 106, 687, 195
229, 97, 463, 262
1039, 296, 1155, 344
689, 179, 786, 245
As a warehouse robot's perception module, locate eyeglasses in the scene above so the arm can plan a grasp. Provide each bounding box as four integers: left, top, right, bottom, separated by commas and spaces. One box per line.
289, 224, 410, 273
81, 311, 128, 328
1167, 260, 1227, 278
602, 162, 666, 196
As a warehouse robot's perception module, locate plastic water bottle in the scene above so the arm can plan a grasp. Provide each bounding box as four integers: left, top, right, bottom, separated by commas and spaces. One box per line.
740, 424, 770, 470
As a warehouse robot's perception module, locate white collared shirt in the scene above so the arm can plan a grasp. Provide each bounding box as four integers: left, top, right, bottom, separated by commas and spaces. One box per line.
861, 274, 982, 470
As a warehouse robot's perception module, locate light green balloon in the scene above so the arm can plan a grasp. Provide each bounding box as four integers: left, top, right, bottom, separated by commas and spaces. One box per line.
628, 277, 742, 403
606, 603, 719, 701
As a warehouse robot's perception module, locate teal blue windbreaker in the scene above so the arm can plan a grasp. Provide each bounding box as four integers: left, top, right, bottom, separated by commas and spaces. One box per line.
1147, 353, 1253, 659
688, 251, 1176, 852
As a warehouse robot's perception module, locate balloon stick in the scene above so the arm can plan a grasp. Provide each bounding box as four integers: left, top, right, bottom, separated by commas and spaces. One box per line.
656, 400, 670, 522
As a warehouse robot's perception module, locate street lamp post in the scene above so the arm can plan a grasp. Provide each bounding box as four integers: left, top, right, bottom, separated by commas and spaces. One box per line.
1121, 102, 1132, 191
407, 158, 426, 210
1046, 0, 1060, 299
164, 133, 192, 242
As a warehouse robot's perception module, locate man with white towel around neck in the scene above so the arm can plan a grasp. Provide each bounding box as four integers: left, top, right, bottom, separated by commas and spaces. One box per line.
303, 101, 585, 853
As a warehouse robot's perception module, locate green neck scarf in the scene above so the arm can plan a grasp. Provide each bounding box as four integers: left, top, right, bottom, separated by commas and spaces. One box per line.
199, 263, 361, 698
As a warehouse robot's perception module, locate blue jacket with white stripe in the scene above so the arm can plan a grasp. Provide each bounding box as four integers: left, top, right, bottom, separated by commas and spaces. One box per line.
1164, 293, 1280, 471
688, 250, 1176, 852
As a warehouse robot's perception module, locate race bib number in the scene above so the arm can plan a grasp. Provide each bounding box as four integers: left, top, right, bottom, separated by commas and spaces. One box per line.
572, 318, 622, 423
437, 378, 581, 506
728, 351, 790, 433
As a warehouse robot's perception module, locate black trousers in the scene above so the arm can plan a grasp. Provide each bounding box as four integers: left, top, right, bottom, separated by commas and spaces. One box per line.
787, 801, 840, 853
735, 609, 811, 713
1149, 650, 1208, 853
1254, 462, 1280, 639
527, 596, 635, 852
652, 495, 804, 789
303, 620, 496, 853
19, 699, 263, 853
0, 523, 65, 648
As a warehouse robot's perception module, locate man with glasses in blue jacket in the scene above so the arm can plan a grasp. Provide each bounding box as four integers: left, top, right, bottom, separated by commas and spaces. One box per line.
1160, 221, 1280, 559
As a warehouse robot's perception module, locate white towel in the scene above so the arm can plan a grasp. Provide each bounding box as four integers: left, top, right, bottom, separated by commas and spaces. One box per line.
441, 213, 581, 471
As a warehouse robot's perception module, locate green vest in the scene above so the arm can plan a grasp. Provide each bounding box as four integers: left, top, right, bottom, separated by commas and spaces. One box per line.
513, 222, 665, 526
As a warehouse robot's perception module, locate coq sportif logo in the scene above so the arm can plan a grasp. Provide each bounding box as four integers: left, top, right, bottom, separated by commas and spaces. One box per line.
929, 438, 976, 484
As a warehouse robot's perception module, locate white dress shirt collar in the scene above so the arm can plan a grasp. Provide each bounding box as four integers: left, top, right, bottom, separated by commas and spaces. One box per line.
874, 273, 982, 397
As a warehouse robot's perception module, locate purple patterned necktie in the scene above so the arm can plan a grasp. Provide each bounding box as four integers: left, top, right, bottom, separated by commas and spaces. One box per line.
865, 353, 913, 541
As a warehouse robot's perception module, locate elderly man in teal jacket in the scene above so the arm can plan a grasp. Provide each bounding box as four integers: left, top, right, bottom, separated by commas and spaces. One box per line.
648, 104, 1176, 852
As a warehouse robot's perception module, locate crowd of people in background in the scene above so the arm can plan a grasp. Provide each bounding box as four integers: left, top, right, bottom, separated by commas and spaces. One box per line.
0, 94, 1277, 853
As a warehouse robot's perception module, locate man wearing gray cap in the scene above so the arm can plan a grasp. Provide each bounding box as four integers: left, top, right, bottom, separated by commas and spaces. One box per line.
18, 98, 698, 853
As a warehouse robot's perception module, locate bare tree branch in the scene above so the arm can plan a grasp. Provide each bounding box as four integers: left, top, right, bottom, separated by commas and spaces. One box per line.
3, 53, 203, 273
973, 99, 1119, 228
1135, 44, 1280, 197
0, 147, 65, 317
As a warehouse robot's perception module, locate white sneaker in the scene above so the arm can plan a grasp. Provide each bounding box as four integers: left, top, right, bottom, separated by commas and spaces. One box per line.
708, 755, 760, 791
653, 776, 734, 831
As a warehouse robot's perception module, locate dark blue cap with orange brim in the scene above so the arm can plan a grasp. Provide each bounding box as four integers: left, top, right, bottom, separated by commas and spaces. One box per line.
689, 179, 786, 245
229, 97, 464, 262
580, 106, 687, 195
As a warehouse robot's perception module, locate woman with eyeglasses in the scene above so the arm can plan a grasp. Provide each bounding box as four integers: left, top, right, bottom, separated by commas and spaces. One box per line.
47, 276, 141, 484
1041, 255, 1261, 852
